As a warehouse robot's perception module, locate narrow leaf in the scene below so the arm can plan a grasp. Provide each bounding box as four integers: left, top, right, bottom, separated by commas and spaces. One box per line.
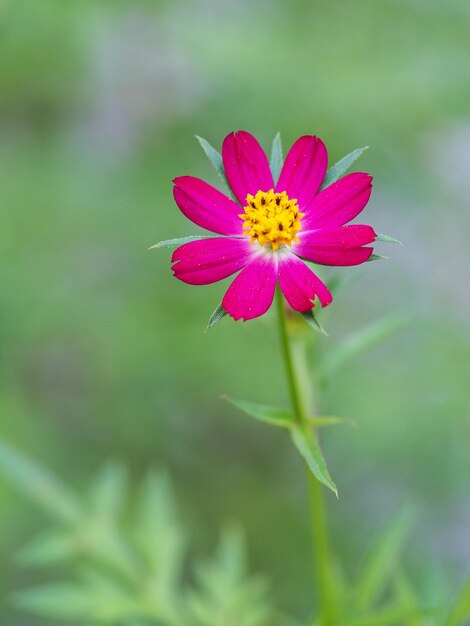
89, 461, 127, 521
354, 511, 412, 612
445, 576, 470, 626
149, 235, 217, 250
17, 531, 76, 567
223, 396, 295, 429
375, 233, 403, 246
340, 605, 443, 626
393, 572, 427, 626
0, 439, 81, 524
320, 313, 410, 378
302, 309, 328, 336
136, 471, 177, 533
195, 135, 233, 196
205, 303, 228, 331
321, 147, 368, 190
14, 584, 93, 619
216, 525, 248, 577
188, 525, 272, 626
270, 132, 283, 184
290, 426, 337, 496
134, 471, 186, 594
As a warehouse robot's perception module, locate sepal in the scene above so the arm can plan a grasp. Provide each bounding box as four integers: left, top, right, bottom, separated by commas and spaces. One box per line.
321, 146, 368, 189
205, 303, 227, 331
375, 233, 403, 245
149, 235, 217, 250
195, 135, 234, 197
302, 308, 328, 336
269, 132, 283, 184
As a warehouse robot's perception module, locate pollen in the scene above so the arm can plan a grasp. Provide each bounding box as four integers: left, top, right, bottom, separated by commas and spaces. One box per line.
239, 189, 304, 251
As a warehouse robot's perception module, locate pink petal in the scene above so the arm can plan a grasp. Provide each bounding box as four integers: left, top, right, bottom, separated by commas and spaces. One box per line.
173, 176, 243, 236
296, 246, 373, 266
222, 253, 278, 321
302, 172, 372, 229
278, 253, 332, 311
294, 224, 375, 265
296, 225, 376, 251
172, 237, 253, 285
222, 131, 274, 206
275, 136, 328, 209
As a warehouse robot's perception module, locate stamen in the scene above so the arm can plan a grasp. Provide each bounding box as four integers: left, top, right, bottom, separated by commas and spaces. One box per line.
239, 189, 304, 250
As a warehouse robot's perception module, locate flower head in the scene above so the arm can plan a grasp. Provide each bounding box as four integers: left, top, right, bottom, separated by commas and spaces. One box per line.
171, 131, 377, 321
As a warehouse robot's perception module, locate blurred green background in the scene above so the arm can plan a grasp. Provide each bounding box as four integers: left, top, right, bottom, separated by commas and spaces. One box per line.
1, 0, 469, 623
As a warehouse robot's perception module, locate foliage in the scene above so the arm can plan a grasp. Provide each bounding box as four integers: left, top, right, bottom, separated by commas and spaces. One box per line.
0, 439, 275, 626
1, 440, 469, 626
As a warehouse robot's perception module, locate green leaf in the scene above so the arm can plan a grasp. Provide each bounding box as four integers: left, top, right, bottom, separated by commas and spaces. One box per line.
135, 472, 177, 535
79, 568, 142, 621
89, 461, 127, 521
290, 426, 337, 496
14, 583, 94, 619
205, 303, 228, 331
134, 471, 186, 600
188, 525, 272, 626
340, 604, 442, 626
392, 572, 428, 626
375, 233, 403, 246
223, 396, 295, 429
195, 135, 233, 196
354, 511, 412, 612
17, 530, 77, 567
320, 313, 410, 379
149, 235, 217, 250
270, 132, 283, 184
301, 309, 328, 336
84, 463, 140, 584
216, 525, 247, 578
321, 147, 368, 190
0, 438, 81, 524
445, 576, 470, 626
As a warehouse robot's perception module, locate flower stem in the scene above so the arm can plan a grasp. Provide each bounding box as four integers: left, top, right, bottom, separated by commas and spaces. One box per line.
276, 288, 335, 625
276, 289, 305, 422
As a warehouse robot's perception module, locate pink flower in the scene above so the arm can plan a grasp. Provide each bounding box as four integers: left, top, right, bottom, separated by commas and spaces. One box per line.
171, 131, 377, 321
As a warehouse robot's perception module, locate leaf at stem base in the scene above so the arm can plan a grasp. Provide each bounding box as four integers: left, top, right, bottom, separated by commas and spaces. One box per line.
223, 396, 295, 429
290, 426, 338, 496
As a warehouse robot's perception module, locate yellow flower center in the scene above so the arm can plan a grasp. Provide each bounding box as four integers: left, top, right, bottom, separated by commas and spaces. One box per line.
239, 189, 304, 251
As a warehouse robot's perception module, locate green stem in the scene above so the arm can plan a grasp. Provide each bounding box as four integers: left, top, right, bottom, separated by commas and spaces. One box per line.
308, 473, 335, 626
276, 288, 305, 422
276, 289, 335, 625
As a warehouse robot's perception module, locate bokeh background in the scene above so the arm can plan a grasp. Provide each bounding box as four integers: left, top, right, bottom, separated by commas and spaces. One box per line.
1, 0, 469, 623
